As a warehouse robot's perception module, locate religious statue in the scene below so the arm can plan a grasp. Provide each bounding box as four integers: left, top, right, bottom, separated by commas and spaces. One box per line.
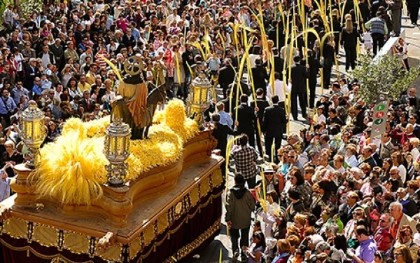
112, 54, 166, 139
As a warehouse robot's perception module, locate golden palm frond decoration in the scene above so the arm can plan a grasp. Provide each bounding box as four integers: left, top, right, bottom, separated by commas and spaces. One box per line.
33, 100, 199, 206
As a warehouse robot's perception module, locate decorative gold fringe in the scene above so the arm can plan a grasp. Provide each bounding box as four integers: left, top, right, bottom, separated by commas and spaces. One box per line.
0, 238, 95, 263
163, 218, 221, 263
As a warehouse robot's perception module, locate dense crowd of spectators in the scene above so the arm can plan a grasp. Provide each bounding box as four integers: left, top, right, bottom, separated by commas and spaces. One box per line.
0, 0, 418, 262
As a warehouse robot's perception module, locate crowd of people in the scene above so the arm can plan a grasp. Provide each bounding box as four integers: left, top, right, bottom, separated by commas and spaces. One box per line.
0, 0, 418, 262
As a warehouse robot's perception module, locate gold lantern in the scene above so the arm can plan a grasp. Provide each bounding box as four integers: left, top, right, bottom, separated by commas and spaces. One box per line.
104, 119, 131, 187
187, 72, 211, 126
19, 101, 46, 169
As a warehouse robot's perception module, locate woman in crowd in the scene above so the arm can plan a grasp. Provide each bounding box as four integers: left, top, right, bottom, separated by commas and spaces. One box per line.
243, 231, 266, 263
393, 244, 413, 263
340, 18, 360, 72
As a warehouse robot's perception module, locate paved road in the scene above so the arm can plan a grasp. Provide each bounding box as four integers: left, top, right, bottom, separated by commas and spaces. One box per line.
189, 17, 420, 263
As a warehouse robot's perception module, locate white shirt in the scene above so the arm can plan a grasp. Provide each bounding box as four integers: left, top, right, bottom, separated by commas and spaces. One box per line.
166, 14, 180, 28
266, 79, 290, 102
41, 53, 51, 68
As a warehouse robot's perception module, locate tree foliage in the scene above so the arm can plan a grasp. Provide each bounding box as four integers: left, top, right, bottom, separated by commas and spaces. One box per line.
20, 0, 43, 19
352, 54, 420, 104
0, 0, 42, 23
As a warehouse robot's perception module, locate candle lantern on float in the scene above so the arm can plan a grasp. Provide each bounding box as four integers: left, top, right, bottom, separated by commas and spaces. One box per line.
104, 119, 131, 187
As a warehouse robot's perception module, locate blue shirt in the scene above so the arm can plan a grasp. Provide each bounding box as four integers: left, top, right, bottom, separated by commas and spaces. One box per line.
0, 175, 11, 202
0, 96, 17, 115
355, 238, 377, 263
32, 84, 42, 96
11, 87, 29, 105
219, 111, 233, 128
132, 28, 141, 42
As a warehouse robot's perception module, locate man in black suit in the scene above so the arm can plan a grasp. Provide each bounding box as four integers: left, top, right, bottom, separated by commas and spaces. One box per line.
307, 50, 320, 108
49, 38, 64, 70
234, 94, 256, 147
251, 88, 269, 158
380, 132, 396, 160
24, 58, 41, 92
290, 56, 309, 120
221, 88, 237, 115
352, 104, 367, 135
358, 145, 378, 169
272, 48, 284, 78
211, 113, 234, 159
369, 143, 383, 167
263, 95, 287, 162
251, 59, 269, 95
218, 58, 236, 98
338, 191, 361, 226
79, 90, 96, 113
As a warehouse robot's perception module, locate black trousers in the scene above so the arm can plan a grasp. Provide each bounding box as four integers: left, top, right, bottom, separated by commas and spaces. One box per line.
291, 92, 307, 119
408, 5, 419, 24
265, 134, 282, 162
345, 46, 357, 71
254, 119, 264, 158
309, 78, 317, 108
230, 227, 250, 255
322, 64, 333, 89
371, 33, 385, 56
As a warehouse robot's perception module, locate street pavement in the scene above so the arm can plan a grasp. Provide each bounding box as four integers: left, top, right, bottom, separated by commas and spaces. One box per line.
185, 16, 420, 263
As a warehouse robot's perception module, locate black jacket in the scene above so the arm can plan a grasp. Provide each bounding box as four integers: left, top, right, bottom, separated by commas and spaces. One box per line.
212, 123, 234, 158
37, 51, 56, 65
234, 103, 255, 134
341, 27, 360, 49
290, 64, 309, 93
263, 104, 287, 136
24, 65, 41, 91
251, 66, 269, 91
251, 98, 270, 125
218, 65, 235, 91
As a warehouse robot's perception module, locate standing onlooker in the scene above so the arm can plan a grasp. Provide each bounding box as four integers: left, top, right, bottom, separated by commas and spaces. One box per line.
225, 173, 256, 262
373, 213, 393, 252
347, 226, 378, 263
0, 168, 11, 202
2, 5, 14, 32
0, 89, 17, 128
389, 202, 417, 239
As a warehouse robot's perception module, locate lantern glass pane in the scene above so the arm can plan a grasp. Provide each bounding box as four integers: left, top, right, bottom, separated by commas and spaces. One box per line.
104, 136, 110, 153
125, 138, 130, 152
193, 86, 200, 103
110, 137, 117, 155
200, 88, 207, 102
116, 137, 124, 155
33, 121, 40, 140
25, 121, 33, 140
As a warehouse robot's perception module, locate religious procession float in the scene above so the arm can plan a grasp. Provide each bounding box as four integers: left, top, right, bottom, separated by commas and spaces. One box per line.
0, 56, 224, 263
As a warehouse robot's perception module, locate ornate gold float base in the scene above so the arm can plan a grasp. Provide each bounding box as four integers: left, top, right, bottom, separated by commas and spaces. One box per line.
0, 130, 224, 262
